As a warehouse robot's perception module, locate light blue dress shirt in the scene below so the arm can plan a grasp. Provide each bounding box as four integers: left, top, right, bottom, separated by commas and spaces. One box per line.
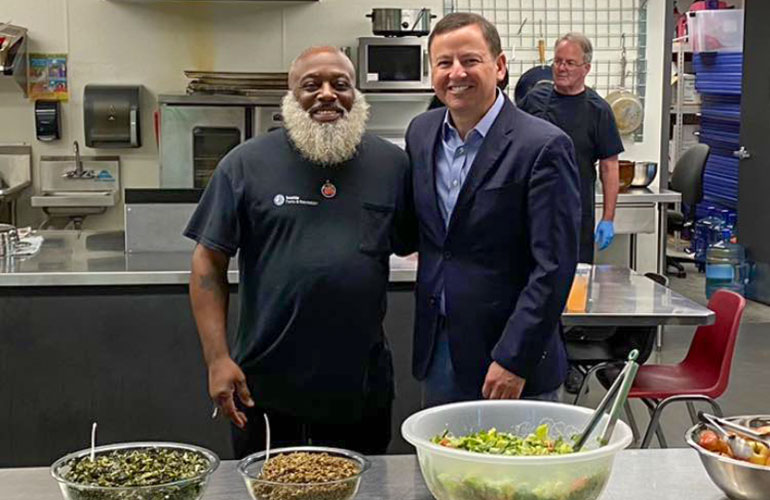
435, 90, 505, 314
436, 89, 505, 226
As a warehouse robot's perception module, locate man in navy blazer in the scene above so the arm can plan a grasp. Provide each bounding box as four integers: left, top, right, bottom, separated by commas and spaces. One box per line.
407, 13, 581, 404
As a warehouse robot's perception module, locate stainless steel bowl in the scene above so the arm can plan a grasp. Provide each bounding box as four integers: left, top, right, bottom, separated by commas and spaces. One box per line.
686, 416, 770, 500
630, 161, 658, 188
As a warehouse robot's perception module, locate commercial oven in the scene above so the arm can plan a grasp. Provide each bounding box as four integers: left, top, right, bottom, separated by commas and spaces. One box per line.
158, 93, 284, 188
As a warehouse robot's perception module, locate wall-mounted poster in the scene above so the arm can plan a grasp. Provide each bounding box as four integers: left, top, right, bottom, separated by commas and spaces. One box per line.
28, 53, 68, 101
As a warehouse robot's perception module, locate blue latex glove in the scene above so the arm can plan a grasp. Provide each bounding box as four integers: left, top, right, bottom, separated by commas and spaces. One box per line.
595, 220, 615, 250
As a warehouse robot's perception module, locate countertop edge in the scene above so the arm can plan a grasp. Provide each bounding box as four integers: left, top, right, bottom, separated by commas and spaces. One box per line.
0, 269, 418, 287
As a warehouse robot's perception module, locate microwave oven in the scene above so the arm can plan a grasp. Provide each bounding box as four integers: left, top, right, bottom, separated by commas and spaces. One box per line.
357, 37, 432, 91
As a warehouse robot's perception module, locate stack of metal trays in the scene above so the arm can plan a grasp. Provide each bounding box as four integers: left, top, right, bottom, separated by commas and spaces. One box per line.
185, 71, 289, 95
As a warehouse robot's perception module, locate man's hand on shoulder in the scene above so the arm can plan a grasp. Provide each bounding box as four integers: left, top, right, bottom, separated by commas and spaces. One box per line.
209, 356, 254, 429
482, 361, 526, 399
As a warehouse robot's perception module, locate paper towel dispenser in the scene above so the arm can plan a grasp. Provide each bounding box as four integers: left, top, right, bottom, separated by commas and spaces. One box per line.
84, 85, 141, 148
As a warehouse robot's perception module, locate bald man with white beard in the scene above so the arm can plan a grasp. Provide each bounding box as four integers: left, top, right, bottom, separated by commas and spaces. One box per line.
185, 47, 416, 458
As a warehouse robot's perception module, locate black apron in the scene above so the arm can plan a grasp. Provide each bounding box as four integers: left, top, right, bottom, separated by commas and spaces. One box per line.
545, 88, 596, 264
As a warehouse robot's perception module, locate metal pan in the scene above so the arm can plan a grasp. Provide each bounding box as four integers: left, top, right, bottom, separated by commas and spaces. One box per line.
514, 19, 553, 105
366, 8, 436, 37
605, 34, 643, 135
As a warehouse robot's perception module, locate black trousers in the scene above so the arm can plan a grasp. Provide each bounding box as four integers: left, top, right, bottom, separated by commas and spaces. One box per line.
230, 397, 392, 459
231, 342, 394, 458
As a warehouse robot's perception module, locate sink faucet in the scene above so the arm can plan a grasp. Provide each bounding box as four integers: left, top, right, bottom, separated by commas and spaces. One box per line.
64, 140, 94, 179
73, 140, 83, 177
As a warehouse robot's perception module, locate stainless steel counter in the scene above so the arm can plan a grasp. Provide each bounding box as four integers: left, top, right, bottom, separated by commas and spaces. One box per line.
596, 186, 681, 204
0, 231, 714, 327
564, 265, 715, 326
0, 450, 725, 500
596, 187, 680, 274
0, 230, 418, 286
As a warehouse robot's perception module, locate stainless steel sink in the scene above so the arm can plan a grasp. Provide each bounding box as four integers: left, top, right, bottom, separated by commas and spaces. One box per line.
31, 156, 120, 212
0, 145, 33, 225
31, 191, 119, 208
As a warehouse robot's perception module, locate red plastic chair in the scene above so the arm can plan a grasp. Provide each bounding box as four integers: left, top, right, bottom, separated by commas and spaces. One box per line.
630, 289, 746, 448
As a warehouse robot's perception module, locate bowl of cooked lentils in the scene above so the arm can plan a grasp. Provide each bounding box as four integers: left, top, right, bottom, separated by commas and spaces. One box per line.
50, 441, 219, 500
237, 446, 371, 500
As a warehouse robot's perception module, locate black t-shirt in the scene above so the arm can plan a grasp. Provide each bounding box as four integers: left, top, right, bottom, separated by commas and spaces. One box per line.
184, 129, 414, 421
519, 85, 624, 188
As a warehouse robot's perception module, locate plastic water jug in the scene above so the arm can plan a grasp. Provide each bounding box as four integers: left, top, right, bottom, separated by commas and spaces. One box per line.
706, 229, 748, 298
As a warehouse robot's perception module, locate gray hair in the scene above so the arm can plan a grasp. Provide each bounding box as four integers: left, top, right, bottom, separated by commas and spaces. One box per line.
555, 33, 593, 64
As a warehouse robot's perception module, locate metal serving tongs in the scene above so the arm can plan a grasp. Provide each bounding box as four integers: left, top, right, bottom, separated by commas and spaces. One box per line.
699, 412, 770, 460
574, 350, 640, 451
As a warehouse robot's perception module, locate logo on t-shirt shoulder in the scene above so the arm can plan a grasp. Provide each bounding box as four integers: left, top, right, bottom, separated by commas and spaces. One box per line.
273, 193, 319, 207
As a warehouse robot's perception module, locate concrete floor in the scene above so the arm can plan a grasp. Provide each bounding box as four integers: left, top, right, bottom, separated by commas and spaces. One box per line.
568, 261, 770, 449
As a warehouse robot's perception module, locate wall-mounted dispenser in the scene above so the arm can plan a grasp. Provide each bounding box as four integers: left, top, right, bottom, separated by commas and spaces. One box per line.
35, 100, 61, 141
83, 85, 141, 148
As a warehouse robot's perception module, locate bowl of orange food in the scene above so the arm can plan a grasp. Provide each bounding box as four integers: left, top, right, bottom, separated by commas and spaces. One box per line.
686, 415, 770, 500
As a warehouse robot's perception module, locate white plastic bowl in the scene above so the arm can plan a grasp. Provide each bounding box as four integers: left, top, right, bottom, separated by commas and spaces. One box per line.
402, 400, 633, 500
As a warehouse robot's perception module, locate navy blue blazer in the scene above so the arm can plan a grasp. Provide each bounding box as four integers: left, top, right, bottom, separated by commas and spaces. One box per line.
405, 96, 581, 397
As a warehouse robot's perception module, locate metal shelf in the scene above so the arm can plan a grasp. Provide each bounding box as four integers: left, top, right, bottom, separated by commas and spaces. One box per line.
672, 41, 693, 54
362, 92, 435, 103
108, 0, 316, 3
670, 103, 701, 114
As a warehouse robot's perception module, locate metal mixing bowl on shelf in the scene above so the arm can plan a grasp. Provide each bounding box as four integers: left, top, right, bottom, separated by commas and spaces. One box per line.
630, 161, 658, 188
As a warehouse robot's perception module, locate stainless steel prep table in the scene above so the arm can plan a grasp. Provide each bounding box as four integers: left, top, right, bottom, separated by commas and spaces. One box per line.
563, 265, 715, 327
595, 187, 681, 274
1, 450, 724, 500
0, 230, 418, 286
0, 232, 713, 328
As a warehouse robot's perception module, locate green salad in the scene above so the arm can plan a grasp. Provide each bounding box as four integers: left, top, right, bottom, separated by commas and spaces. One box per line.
427, 425, 609, 500
431, 470, 608, 500
431, 424, 575, 456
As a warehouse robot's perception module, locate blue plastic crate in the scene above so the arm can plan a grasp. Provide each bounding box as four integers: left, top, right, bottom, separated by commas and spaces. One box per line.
694, 52, 743, 73
694, 52, 743, 95
695, 77, 742, 95
700, 102, 742, 122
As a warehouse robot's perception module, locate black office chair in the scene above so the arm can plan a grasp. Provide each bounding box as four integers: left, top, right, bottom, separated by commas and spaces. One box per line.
666, 144, 710, 278
569, 272, 668, 442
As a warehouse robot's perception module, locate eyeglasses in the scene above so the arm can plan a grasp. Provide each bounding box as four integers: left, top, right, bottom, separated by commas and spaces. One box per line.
552, 59, 587, 69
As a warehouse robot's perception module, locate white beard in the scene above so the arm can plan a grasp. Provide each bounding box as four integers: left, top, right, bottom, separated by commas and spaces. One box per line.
281, 89, 370, 166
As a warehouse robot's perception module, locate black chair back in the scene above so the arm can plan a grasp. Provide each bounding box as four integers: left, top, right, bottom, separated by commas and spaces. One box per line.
670, 144, 710, 210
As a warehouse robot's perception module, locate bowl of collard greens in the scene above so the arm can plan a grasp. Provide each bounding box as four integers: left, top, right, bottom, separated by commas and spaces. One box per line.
402, 400, 633, 500
50, 442, 219, 500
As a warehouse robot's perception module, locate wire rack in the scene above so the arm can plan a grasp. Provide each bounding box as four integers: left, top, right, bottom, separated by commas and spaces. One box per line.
445, 0, 649, 140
